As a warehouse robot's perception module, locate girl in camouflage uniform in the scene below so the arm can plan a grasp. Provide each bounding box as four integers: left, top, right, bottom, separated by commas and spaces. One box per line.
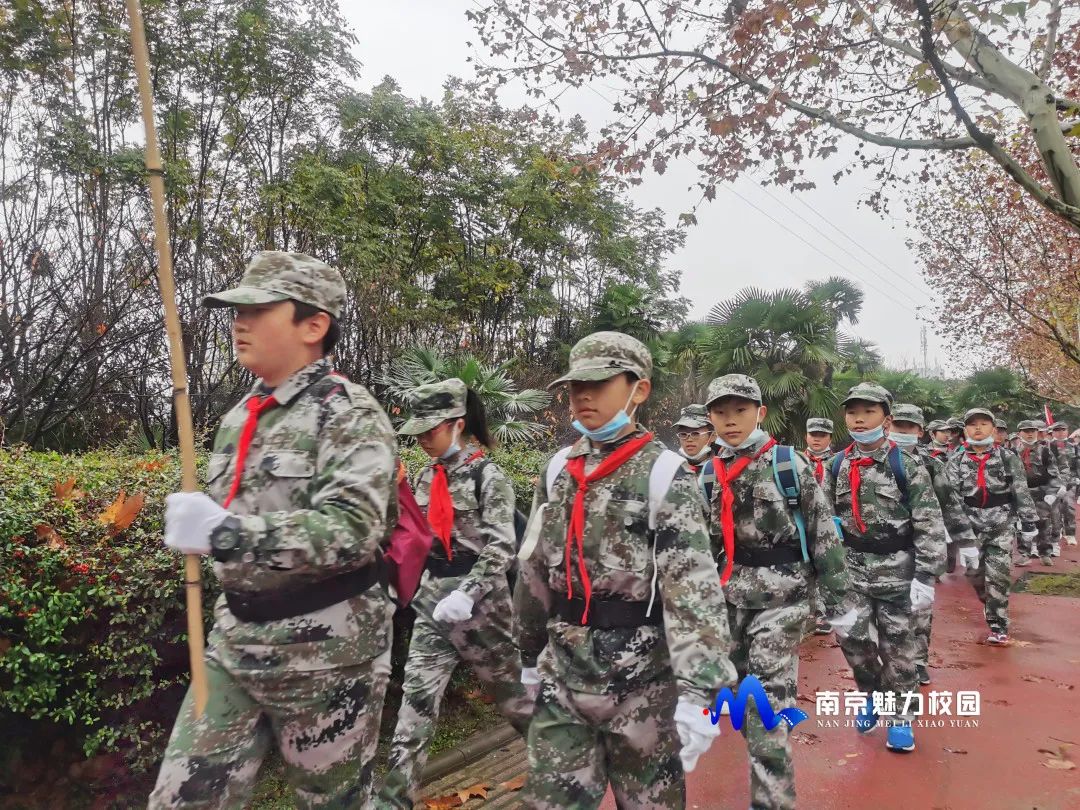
377, 379, 533, 809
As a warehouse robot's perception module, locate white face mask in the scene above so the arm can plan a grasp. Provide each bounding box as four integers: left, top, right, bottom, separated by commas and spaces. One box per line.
441, 424, 462, 458
681, 444, 713, 462
715, 408, 767, 451
890, 432, 918, 447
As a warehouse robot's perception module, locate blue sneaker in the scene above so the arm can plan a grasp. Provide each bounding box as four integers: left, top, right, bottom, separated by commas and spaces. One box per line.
855, 697, 878, 734
886, 723, 915, 752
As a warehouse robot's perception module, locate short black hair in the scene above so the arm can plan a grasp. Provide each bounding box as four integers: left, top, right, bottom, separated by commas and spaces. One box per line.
291, 301, 339, 355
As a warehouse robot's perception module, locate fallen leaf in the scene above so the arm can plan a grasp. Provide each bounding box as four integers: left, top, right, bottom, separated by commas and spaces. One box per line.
499, 774, 527, 792
138, 459, 167, 473
844, 752, 860, 758
421, 794, 463, 809
462, 688, 495, 704
98, 491, 126, 525
1012, 640, 1034, 647
35, 524, 66, 550
456, 783, 489, 803
98, 491, 145, 535
1039, 745, 1077, 770
52, 477, 85, 502
1021, 675, 1044, 684
943, 747, 968, 754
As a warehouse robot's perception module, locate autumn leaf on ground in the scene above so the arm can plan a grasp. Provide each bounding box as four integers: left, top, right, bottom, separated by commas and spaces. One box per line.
35, 524, 66, 550
52, 477, 85, 502
1038, 745, 1076, 770
462, 687, 495, 704
138, 459, 167, 473
420, 794, 463, 809
456, 783, 489, 803
499, 774, 527, 792
98, 491, 145, 535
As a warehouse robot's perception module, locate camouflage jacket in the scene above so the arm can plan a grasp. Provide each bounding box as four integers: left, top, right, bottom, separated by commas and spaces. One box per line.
679, 445, 714, 478
1016, 442, 1062, 495
702, 435, 848, 612
944, 446, 1039, 533
1049, 440, 1079, 488
913, 446, 976, 548
413, 447, 517, 603
205, 359, 397, 663
824, 442, 947, 595
514, 426, 737, 703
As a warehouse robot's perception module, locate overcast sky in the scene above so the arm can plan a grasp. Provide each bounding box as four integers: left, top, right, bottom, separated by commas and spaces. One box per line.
340, 0, 948, 371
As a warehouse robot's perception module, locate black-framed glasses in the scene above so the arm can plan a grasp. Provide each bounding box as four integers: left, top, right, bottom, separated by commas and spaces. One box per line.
676, 428, 713, 439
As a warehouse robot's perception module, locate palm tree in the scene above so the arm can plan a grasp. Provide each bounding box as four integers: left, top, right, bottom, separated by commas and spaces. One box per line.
952, 367, 1038, 424
696, 286, 851, 443
382, 346, 551, 443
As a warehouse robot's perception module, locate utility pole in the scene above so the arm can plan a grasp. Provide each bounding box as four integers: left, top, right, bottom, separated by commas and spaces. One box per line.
921, 325, 928, 374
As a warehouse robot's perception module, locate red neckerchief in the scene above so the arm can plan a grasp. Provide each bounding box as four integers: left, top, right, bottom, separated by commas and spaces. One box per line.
223, 394, 279, 508
564, 432, 654, 623
805, 451, 827, 483
964, 443, 992, 507
844, 441, 897, 533
713, 438, 778, 584
426, 449, 485, 560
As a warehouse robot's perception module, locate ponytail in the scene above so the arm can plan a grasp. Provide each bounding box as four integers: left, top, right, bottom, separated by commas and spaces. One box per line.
464, 388, 494, 449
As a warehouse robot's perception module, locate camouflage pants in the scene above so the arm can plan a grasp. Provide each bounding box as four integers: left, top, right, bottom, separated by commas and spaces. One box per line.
912, 608, 933, 669
1051, 486, 1076, 537
1017, 496, 1055, 557
149, 644, 391, 809
727, 601, 808, 810
837, 587, 919, 723
378, 579, 533, 809
518, 674, 682, 809
967, 524, 1014, 634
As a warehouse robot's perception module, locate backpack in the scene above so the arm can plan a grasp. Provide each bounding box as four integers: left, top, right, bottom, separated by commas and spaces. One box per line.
829, 441, 910, 507
524, 446, 686, 617
384, 465, 434, 608
701, 445, 812, 565
469, 457, 529, 591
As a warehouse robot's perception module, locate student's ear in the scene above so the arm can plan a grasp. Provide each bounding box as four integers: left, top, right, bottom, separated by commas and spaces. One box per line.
757, 404, 768, 424
882, 414, 894, 432
300, 311, 330, 347
632, 378, 651, 404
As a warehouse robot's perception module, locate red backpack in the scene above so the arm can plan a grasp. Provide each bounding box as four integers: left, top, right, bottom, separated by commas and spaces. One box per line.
383, 462, 434, 608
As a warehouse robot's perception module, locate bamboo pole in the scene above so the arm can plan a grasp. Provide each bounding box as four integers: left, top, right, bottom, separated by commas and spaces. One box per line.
124, 0, 209, 717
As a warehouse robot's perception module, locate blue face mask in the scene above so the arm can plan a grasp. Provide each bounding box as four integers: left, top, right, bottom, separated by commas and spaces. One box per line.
440, 425, 462, 458
849, 425, 886, 444
967, 435, 995, 448
572, 382, 640, 443
716, 426, 767, 451
890, 432, 918, 447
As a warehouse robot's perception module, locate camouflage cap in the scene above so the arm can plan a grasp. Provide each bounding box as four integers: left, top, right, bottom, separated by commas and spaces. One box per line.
1034, 419, 1048, 430
994, 417, 1007, 429
704, 374, 762, 408
926, 419, 946, 433
892, 403, 925, 427
946, 418, 965, 430
806, 417, 834, 434
203, 251, 346, 318
1009, 432, 1018, 440
1051, 421, 1068, 430
398, 378, 468, 436
1017, 419, 1040, 431
841, 382, 893, 413
963, 407, 995, 424
673, 404, 711, 429
548, 331, 652, 389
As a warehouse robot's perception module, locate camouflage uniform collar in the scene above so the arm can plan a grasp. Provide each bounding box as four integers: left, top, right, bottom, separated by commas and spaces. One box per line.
848, 440, 892, 461
247, 358, 332, 407
568, 424, 650, 458
432, 444, 481, 473
714, 431, 773, 460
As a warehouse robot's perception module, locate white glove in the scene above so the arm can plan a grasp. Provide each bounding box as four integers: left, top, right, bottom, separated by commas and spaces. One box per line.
828, 607, 858, 639
909, 578, 935, 612
432, 589, 475, 623
957, 546, 980, 571
521, 666, 541, 702
674, 697, 720, 773
1043, 493, 1057, 506
164, 492, 229, 555
1021, 529, 1039, 540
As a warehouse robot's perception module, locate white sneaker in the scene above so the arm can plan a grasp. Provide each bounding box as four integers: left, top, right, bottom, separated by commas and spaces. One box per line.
1068, 536, 1078, 546
1052, 542, 1061, 557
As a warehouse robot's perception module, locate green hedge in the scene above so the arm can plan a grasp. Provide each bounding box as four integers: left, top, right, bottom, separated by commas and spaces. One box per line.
0, 443, 549, 790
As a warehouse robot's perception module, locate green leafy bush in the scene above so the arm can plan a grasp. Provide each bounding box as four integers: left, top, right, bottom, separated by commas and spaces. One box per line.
399, 443, 548, 507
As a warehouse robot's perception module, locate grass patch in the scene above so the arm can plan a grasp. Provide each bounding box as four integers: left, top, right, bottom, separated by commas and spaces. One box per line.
1013, 570, 1080, 597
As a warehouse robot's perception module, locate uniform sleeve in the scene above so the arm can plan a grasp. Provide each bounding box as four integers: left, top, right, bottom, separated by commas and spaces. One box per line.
514, 475, 553, 669
655, 468, 738, 705
236, 402, 397, 572
456, 464, 517, 603
1008, 453, 1040, 527
1045, 448, 1063, 492
906, 457, 947, 584
798, 458, 848, 611
931, 460, 976, 547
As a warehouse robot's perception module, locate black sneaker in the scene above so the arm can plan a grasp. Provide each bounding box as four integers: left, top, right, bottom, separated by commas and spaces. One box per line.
916, 664, 931, 685
813, 618, 833, 635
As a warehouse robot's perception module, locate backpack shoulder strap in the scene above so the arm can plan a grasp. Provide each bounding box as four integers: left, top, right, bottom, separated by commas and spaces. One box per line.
886, 444, 910, 507
830, 446, 849, 480
470, 456, 492, 502
772, 446, 810, 564
545, 446, 574, 498
648, 450, 686, 531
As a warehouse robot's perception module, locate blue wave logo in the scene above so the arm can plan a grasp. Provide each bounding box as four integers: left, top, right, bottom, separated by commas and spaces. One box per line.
706, 675, 808, 731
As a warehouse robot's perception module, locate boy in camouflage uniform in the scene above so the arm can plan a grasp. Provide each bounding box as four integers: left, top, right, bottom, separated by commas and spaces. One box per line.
701, 375, 851, 810
1014, 419, 1062, 565
672, 403, 715, 475
926, 420, 953, 457
889, 404, 976, 685
946, 409, 1039, 644
803, 417, 836, 635
152, 252, 398, 809
1049, 422, 1078, 552
513, 332, 737, 810
994, 418, 1009, 449
824, 383, 946, 753
377, 380, 534, 808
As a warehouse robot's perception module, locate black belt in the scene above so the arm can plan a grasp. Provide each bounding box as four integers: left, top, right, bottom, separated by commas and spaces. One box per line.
551, 592, 663, 628
964, 491, 1012, 509
225, 563, 382, 623
1026, 475, 1050, 488
427, 549, 479, 578
729, 545, 805, 567
843, 533, 914, 554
